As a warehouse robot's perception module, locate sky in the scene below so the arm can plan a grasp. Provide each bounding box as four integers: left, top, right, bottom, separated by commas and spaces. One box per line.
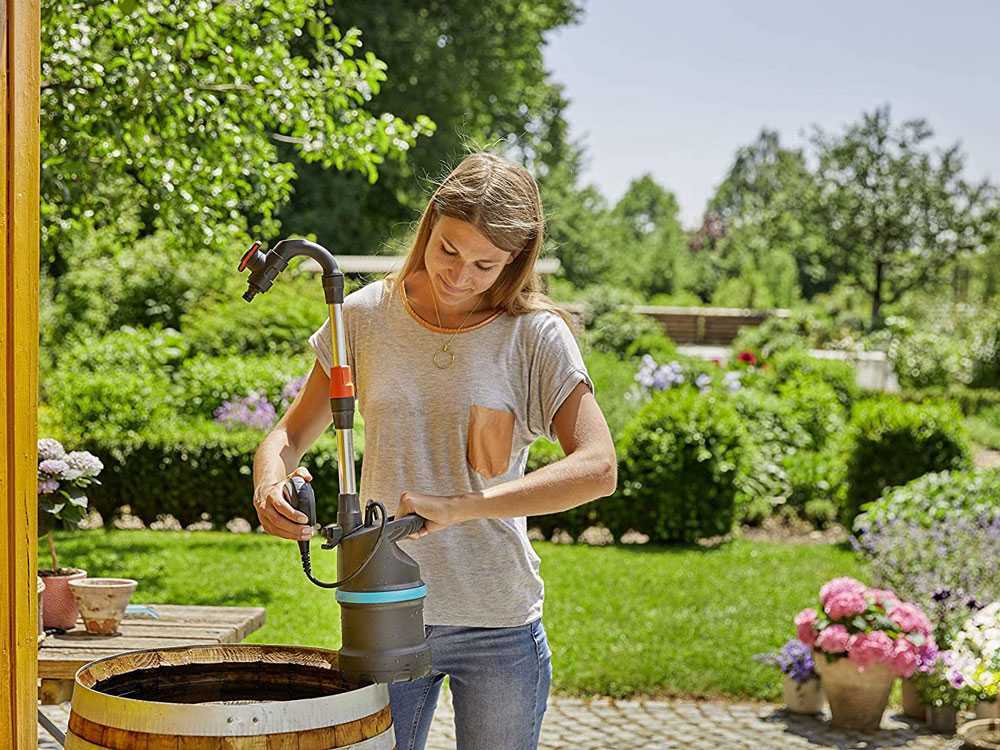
542, 0, 999, 228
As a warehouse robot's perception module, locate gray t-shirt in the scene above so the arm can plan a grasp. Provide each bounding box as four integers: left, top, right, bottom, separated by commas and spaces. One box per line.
308, 279, 592, 627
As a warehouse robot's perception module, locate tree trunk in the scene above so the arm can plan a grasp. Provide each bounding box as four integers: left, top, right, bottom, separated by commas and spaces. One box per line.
871, 259, 884, 328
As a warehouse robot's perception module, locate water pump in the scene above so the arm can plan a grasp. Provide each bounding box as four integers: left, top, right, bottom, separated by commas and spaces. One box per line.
238, 239, 432, 684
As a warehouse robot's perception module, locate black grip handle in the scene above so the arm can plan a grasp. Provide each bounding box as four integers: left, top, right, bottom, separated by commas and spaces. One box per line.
284, 476, 317, 527
389, 513, 426, 540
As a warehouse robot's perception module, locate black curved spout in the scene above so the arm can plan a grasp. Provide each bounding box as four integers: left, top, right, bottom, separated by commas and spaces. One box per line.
238, 238, 344, 304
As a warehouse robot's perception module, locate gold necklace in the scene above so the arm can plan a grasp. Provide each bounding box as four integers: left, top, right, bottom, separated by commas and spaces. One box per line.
427, 280, 482, 370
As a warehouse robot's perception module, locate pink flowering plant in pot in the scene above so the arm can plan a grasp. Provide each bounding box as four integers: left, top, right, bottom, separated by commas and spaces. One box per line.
796, 577, 937, 731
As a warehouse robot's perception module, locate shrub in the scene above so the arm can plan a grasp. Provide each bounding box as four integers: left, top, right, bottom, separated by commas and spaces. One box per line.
898, 386, 1000, 417
890, 330, 968, 389
74, 417, 360, 526
731, 312, 811, 361
729, 388, 811, 522
175, 353, 313, 418
42, 327, 188, 441
181, 273, 337, 356
842, 399, 972, 526
853, 469, 1000, 645
765, 349, 860, 410
784, 450, 843, 514
606, 388, 748, 543
776, 377, 846, 450
586, 309, 665, 358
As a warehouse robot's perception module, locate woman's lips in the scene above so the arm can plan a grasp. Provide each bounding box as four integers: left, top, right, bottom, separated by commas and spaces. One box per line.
438, 277, 468, 296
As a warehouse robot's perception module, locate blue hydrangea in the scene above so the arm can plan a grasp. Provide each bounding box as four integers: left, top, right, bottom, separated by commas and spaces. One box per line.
39, 458, 70, 478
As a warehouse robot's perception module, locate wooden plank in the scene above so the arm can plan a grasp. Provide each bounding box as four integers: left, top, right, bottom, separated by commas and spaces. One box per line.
0, 0, 40, 747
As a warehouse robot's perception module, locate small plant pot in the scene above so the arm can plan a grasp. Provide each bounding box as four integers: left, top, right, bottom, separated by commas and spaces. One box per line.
926, 704, 958, 735
976, 699, 1000, 720
957, 718, 1000, 750
69, 578, 137, 635
39, 568, 87, 630
813, 651, 894, 732
901, 677, 926, 720
784, 674, 824, 714
37, 577, 46, 643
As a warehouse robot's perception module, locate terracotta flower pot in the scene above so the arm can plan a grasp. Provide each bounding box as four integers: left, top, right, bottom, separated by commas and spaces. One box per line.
40, 568, 87, 630
926, 704, 957, 735
784, 674, 824, 714
37, 577, 46, 643
69, 578, 137, 635
976, 698, 1000, 720
813, 651, 894, 732
901, 677, 926, 720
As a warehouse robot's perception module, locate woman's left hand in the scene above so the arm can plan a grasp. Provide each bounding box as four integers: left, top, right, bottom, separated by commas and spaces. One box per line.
397, 490, 467, 539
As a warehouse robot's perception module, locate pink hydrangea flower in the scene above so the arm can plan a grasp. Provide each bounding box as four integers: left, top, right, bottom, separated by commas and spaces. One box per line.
794, 608, 818, 647
890, 637, 920, 678
888, 602, 932, 635
847, 631, 894, 670
824, 589, 869, 620
868, 588, 900, 609
820, 577, 867, 606
815, 624, 851, 654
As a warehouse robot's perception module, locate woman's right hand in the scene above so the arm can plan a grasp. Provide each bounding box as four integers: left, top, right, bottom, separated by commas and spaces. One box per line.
253, 466, 314, 541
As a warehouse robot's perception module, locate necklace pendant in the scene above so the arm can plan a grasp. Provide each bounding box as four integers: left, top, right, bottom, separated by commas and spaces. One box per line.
433, 348, 455, 369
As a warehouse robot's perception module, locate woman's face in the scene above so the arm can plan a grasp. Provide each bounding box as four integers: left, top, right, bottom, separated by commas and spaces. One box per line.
424, 215, 513, 307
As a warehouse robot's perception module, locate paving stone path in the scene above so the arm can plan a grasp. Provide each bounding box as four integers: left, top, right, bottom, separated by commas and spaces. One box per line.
38, 690, 966, 749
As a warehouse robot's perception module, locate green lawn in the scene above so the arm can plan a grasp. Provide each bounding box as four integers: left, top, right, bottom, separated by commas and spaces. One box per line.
46, 531, 864, 700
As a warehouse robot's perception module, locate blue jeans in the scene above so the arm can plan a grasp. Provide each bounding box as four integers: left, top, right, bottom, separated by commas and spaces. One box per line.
389, 619, 552, 750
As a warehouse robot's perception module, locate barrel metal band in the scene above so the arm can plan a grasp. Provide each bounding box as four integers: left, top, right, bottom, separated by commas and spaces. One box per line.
336, 584, 428, 604
70, 679, 390, 736
66, 725, 395, 750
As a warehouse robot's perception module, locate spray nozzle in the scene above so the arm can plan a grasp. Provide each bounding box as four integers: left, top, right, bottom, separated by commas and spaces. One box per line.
238, 239, 346, 305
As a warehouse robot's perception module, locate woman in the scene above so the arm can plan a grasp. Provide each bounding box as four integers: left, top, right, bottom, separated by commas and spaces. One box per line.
251, 152, 617, 750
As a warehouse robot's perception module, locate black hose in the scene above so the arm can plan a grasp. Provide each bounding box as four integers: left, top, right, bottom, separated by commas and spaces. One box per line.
299, 501, 387, 589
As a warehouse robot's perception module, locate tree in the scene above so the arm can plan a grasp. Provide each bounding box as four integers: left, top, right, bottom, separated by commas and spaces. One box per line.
701, 130, 831, 303
811, 106, 998, 326
610, 175, 688, 297
275, 0, 582, 254
40, 0, 433, 275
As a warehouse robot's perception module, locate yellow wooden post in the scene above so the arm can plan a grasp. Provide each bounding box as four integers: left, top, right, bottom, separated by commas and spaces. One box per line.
1, 0, 41, 747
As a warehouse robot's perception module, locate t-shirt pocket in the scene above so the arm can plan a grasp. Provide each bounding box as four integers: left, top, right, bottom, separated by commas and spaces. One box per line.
467, 404, 515, 479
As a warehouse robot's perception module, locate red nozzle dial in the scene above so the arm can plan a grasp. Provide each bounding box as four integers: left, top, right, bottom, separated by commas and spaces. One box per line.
239, 241, 262, 272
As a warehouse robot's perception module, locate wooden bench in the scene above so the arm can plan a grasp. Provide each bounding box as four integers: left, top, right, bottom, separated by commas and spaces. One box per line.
37, 604, 266, 704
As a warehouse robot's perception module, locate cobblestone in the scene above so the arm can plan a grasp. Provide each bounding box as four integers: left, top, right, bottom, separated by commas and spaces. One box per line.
37, 691, 967, 749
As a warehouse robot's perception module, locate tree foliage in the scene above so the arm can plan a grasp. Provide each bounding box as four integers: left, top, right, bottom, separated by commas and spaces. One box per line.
276, 0, 581, 253
811, 106, 998, 326
40, 0, 433, 273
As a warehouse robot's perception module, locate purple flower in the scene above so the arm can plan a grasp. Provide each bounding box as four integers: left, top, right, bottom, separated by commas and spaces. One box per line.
723, 371, 742, 392
214, 392, 277, 430
695, 373, 712, 392
282, 375, 307, 406
38, 478, 59, 495
37, 438, 66, 461
64, 450, 103, 478
38, 458, 70, 478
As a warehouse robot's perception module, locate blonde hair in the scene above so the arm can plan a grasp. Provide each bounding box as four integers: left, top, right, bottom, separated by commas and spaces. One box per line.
386, 152, 571, 324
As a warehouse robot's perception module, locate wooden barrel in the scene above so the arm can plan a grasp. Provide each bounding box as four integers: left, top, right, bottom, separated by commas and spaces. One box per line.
65, 644, 395, 749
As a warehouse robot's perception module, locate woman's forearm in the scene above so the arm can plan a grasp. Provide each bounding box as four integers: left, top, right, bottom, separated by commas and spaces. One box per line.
457, 449, 617, 522
252, 427, 305, 491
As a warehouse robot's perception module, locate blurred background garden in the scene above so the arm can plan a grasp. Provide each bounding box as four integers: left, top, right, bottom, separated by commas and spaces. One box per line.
36, 0, 999, 706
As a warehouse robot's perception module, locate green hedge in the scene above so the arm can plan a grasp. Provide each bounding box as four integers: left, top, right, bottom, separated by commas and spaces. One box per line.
70, 418, 360, 527
842, 398, 972, 526
764, 349, 860, 410
604, 388, 748, 544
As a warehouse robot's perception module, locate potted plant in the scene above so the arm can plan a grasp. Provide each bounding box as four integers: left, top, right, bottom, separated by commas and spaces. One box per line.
754, 638, 823, 714
947, 602, 1000, 720
796, 577, 937, 732
37, 437, 102, 630
916, 653, 977, 734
